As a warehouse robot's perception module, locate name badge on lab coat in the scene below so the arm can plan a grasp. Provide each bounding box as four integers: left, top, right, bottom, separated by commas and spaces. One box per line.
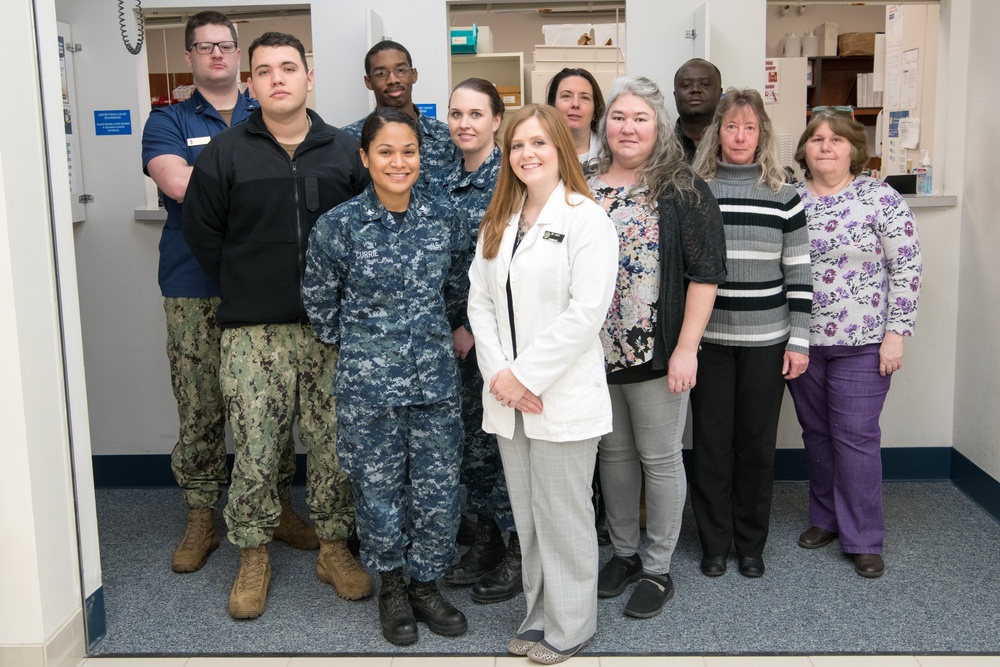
187, 136, 211, 147
543, 231, 565, 242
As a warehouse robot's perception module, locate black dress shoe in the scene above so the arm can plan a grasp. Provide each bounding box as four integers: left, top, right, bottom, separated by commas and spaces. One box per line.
597, 553, 642, 598
700, 556, 727, 577
738, 556, 765, 578
471, 532, 523, 603
854, 553, 885, 578
798, 526, 838, 549
408, 579, 468, 636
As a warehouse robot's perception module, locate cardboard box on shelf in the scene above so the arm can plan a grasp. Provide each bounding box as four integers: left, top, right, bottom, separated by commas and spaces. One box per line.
496, 85, 521, 107
838, 32, 878, 57
814, 22, 838, 56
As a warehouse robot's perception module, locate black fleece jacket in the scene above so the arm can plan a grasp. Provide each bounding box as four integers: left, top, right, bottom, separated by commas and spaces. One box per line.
183, 108, 370, 329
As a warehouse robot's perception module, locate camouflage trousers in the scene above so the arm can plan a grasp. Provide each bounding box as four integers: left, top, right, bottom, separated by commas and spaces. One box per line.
337, 397, 462, 581
458, 348, 514, 531
164, 298, 296, 508
220, 323, 353, 548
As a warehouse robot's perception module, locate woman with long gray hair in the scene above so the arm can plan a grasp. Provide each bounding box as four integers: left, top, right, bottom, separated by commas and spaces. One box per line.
588, 75, 726, 619
690, 87, 812, 579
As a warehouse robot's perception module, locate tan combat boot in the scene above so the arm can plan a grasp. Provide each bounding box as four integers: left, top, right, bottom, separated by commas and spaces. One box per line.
229, 545, 271, 619
316, 538, 373, 600
172, 507, 220, 573
272, 498, 320, 550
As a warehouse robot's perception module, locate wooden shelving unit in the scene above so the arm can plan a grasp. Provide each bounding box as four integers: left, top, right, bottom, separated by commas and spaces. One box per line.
808, 56, 879, 126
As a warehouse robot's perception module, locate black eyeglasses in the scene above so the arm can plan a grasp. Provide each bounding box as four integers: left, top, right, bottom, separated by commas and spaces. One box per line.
369, 66, 412, 81
190, 41, 237, 55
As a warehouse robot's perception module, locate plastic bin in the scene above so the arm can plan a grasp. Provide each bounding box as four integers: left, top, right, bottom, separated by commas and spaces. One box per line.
451, 24, 478, 55
543, 24, 593, 46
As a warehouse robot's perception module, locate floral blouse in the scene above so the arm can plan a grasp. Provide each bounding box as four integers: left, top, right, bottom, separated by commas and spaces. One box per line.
589, 177, 660, 373
794, 175, 921, 346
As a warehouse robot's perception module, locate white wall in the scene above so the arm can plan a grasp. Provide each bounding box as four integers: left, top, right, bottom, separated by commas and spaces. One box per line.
952, 0, 1000, 481
1, 0, 88, 659
627, 0, 766, 94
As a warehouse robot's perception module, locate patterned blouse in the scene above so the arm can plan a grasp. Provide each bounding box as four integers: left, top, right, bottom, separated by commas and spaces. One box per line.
589, 177, 660, 374
794, 175, 921, 346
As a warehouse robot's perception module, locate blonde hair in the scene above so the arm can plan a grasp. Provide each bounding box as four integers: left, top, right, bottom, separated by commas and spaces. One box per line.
479, 104, 593, 260
692, 87, 787, 192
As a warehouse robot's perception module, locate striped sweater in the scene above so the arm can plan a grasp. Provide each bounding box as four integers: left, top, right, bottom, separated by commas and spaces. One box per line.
702, 162, 812, 355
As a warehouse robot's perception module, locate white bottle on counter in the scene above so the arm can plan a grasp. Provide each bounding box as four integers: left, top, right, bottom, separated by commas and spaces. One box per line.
914, 150, 933, 195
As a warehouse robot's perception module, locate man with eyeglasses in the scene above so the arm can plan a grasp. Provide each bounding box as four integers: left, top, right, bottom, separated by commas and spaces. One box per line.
342, 40, 460, 189
141, 11, 315, 578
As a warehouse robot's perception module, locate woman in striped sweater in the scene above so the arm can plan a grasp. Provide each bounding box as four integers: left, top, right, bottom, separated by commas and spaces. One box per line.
690, 88, 812, 578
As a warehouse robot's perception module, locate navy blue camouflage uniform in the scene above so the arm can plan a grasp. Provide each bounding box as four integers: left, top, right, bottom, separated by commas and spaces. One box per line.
303, 184, 466, 581
343, 109, 460, 191
441, 146, 514, 533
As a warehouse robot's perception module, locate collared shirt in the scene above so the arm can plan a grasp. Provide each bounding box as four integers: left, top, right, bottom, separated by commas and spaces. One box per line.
303, 185, 465, 406
343, 108, 461, 190
141, 88, 257, 297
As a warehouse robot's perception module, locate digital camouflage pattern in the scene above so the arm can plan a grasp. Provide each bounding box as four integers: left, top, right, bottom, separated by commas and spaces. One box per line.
336, 399, 462, 580
441, 147, 513, 531
303, 183, 465, 579
342, 111, 460, 191
303, 184, 465, 406
164, 297, 298, 507
220, 323, 353, 549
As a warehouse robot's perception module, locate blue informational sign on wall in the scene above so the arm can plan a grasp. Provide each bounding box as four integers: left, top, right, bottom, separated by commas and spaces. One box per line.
888, 110, 909, 139
415, 103, 437, 119
94, 109, 132, 136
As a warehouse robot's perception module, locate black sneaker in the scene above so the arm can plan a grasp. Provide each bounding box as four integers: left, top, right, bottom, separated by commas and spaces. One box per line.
597, 554, 642, 598
623, 573, 674, 619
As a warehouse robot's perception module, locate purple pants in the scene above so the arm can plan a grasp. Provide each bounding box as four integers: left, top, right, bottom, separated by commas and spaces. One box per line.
786, 344, 891, 554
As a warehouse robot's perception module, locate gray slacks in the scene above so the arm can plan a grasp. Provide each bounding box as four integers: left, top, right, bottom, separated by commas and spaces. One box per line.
498, 413, 599, 651
599, 375, 687, 575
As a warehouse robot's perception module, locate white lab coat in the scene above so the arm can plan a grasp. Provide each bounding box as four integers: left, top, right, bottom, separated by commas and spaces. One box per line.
467, 181, 619, 442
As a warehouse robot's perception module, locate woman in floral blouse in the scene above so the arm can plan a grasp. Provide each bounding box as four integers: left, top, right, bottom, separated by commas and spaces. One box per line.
588, 76, 726, 619
788, 109, 922, 579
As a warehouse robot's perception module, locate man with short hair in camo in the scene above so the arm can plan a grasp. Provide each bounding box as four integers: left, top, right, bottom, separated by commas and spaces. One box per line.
183, 31, 371, 620
140, 10, 316, 576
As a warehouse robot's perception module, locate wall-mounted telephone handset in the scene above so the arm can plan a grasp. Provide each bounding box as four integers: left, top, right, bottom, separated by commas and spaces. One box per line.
118, 0, 144, 55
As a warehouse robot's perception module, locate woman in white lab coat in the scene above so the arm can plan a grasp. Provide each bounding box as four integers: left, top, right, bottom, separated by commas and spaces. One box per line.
467, 103, 617, 664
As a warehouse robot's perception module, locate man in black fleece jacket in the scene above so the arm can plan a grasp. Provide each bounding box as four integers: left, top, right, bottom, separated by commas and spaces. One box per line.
184, 31, 371, 620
